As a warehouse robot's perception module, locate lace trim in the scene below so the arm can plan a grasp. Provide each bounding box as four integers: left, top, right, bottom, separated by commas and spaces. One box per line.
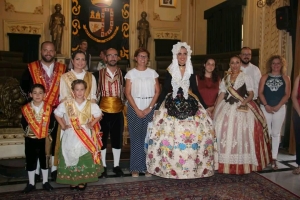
268, 73, 282, 78
168, 42, 193, 99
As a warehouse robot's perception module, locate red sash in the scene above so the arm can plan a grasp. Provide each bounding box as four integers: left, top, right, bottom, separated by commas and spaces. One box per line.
65, 100, 102, 164
28, 61, 66, 106
21, 103, 52, 139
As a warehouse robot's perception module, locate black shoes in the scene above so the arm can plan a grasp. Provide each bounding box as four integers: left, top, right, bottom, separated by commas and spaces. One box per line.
113, 166, 124, 177
51, 170, 57, 181
99, 167, 107, 178
43, 182, 54, 191
23, 184, 36, 194
98, 166, 124, 178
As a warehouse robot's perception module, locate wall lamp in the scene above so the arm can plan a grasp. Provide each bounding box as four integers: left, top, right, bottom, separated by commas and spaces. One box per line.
257, 0, 276, 8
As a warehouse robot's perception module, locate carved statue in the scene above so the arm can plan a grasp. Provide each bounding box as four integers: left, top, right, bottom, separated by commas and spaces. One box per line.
0, 77, 26, 127
137, 12, 151, 50
49, 4, 65, 54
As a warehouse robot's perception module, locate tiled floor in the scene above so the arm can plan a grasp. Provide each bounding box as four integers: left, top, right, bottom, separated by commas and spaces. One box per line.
259, 152, 300, 197
0, 151, 299, 197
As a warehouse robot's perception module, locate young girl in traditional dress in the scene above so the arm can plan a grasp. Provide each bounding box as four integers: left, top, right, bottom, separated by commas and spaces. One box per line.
21, 84, 56, 193
54, 79, 103, 190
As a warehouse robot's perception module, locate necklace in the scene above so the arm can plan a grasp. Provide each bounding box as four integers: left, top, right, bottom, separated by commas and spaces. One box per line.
179, 64, 186, 70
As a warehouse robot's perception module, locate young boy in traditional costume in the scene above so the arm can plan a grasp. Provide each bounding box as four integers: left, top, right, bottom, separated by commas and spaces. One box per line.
21, 84, 56, 193
54, 79, 103, 190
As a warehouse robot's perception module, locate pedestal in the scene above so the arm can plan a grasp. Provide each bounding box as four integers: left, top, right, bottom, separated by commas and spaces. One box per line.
0, 128, 25, 159
56, 54, 66, 64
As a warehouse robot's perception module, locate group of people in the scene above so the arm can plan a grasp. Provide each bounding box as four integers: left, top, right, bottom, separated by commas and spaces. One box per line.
20, 40, 298, 194
20, 42, 125, 193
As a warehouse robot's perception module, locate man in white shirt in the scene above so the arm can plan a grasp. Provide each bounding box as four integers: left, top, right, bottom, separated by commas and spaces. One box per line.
239, 47, 261, 100
95, 48, 125, 177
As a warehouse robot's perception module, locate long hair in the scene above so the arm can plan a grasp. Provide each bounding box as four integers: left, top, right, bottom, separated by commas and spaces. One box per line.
198, 58, 219, 82
265, 55, 287, 75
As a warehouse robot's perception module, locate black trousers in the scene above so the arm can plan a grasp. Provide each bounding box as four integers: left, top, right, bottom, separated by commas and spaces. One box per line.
25, 137, 48, 171
292, 109, 300, 165
100, 111, 124, 149
50, 120, 58, 155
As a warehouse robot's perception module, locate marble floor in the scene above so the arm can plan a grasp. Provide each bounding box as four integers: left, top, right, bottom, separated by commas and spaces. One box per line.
0, 150, 299, 198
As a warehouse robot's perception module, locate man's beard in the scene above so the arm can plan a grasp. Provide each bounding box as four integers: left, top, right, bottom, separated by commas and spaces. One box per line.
241, 60, 250, 65
42, 55, 55, 63
108, 60, 117, 66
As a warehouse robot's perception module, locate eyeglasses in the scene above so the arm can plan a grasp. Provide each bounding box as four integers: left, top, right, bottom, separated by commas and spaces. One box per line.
106, 54, 118, 58
137, 55, 148, 59
241, 53, 251, 56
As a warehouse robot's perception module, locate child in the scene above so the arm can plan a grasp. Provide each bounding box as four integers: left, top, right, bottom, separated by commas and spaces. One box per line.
21, 84, 55, 193
54, 79, 103, 191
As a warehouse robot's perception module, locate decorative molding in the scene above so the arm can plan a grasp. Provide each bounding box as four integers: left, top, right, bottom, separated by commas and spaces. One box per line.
4, 20, 44, 34
153, 12, 161, 21
154, 0, 181, 21
153, 29, 182, 40
5, 0, 43, 14
281, 0, 290, 59
174, 14, 181, 21
260, 0, 281, 74
0, 128, 24, 136
7, 25, 41, 34
3, 20, 44, 50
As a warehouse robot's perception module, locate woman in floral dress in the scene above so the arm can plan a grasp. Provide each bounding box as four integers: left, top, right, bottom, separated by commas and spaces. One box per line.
146, 42, 218, 179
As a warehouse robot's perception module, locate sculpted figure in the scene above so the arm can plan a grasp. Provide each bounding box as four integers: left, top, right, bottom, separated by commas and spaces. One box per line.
0, 77, 26, 127
49, 4, 65, 54
137, 12, 151, 50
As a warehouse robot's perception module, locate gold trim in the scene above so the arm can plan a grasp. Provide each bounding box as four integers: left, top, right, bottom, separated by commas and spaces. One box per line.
174, 14, 181, 21
5, 0, 43, 14
153, 12, 161, 21
3, 20, 44, 51
153, 29, 182, 40
83, 25, 119, 43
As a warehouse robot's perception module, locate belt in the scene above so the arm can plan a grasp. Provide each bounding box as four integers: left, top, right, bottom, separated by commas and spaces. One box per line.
136, 97, 153, 99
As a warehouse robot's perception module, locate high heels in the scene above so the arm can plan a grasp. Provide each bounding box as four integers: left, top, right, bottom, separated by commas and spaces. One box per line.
70, 185, 77, 190
78, 183, 87, 191
271, 159, 278, 170
292, 166, 300, 175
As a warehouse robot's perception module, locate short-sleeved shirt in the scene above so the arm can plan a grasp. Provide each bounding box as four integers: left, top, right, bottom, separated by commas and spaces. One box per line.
125, 68, 159, 110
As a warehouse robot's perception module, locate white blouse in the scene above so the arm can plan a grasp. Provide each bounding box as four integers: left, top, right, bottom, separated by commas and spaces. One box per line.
59, 69, 97, 101
219, 72, 254, 98
53, 100, 102, 166
54, 100, 102, 125
125, 68, 159, 110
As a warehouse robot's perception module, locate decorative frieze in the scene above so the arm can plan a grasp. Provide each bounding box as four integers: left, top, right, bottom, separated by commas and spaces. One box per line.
153, 30, 182, 40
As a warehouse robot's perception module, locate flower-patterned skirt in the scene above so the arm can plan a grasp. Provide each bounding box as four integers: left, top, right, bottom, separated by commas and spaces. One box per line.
146, 95, 218, 179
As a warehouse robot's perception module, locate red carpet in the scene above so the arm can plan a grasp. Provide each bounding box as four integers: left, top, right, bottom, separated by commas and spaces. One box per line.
1, 173, 299, 199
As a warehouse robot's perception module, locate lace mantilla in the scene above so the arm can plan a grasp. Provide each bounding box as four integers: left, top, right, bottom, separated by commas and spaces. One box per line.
168, 42, 193, 99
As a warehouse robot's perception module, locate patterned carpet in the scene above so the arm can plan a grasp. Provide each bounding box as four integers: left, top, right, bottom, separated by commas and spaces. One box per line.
1, 172, 299, 200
